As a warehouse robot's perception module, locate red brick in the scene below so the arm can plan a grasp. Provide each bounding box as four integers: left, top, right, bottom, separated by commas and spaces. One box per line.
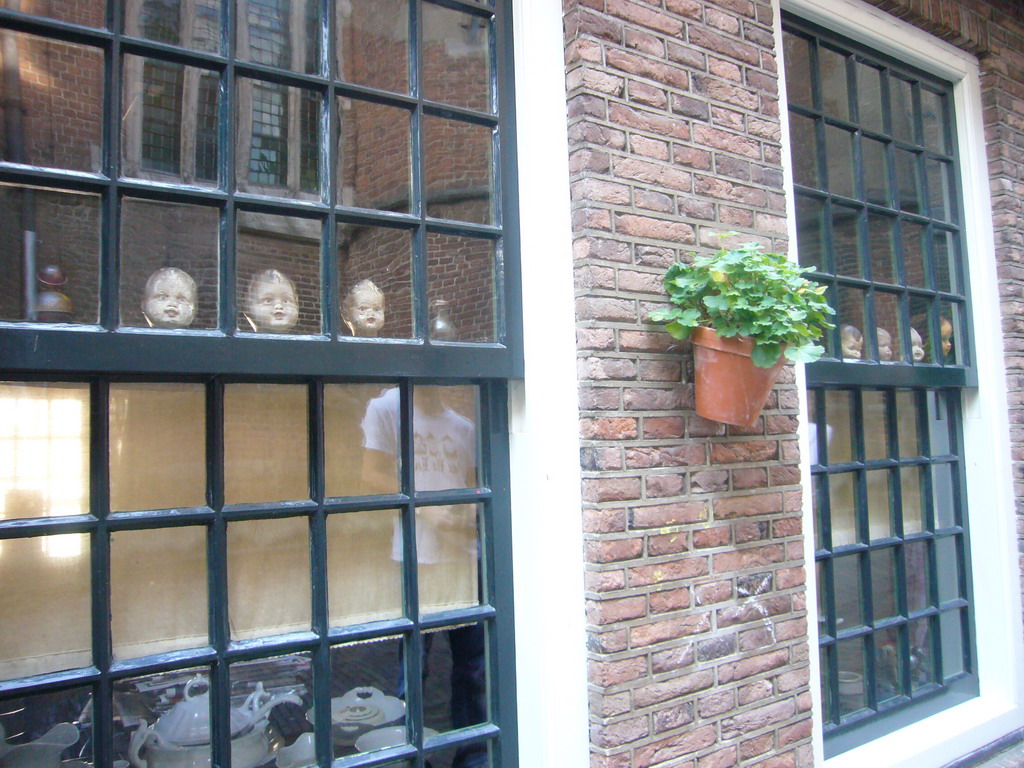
591, 714, 650, 748
698, 746, 738, 768
628, 557, 710, 586
713, 492, 784, 519
719, 649, 789, 684
585, 569, 627, 593
587, 595, 648, 625
695, 579, 733, 605
720, 698, 797, 739
633, 670, 715, 707
635, 726, 717, 768
586, 536, 645, 562
645, 472, 685, 497
625, 443, 704, 468
629, 614, 711, 646
711, 440, 778, 463
589, 656, 648, 687
581, 417, 639, 440
648, 531, 689, 556
631, 501, 707, 527
583, 477, 643, 503
713, 544, 785, 573
584, 507, 628, 533
693, 525, 731, 549
652, 643, 695, 673
643, 416, 686, 438
649, 585, 691, 612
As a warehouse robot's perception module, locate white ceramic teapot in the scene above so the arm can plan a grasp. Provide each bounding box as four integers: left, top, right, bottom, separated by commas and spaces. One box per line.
0, 721, 79, 768
129, 675, 301, 768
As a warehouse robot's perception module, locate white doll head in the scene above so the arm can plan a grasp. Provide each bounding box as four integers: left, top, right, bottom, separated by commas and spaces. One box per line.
341, 279, 385, 337
142, 267, 197, 328
246, 269, 299, 333
876, 327, 893, 361
840, 324, 863, 360
910, 327, 925, 361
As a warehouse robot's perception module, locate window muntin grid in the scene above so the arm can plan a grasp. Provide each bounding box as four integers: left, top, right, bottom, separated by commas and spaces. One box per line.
785, 14, 976, 755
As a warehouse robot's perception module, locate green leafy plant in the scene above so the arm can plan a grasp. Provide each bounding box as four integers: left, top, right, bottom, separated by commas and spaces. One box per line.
649, 240, 835, 368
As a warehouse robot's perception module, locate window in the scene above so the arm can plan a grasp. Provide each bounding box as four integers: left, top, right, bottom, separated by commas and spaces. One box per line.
783, 13, 976, 756
0, 3, 519, 768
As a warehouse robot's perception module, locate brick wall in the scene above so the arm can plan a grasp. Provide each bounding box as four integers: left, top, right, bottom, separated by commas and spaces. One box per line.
563, 1, 813, 766
565, 1, 1024, 767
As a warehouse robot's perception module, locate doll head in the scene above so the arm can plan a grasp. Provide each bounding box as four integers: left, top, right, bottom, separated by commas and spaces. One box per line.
142, 267, 197, 328
246, 269, 299, 333
341, 279, 385, 337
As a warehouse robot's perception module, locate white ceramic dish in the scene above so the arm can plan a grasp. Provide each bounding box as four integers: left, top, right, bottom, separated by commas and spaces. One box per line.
354, 726, 438, 753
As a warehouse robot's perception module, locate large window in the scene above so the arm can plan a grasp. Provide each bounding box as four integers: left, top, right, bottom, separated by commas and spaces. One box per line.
783, 14, 976, 756
0, 1, 519, 767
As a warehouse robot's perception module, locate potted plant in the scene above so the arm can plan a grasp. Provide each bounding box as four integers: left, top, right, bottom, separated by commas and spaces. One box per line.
649, 240, 834, 426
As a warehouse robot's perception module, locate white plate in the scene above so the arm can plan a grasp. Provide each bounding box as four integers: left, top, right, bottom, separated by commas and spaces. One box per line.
354, 726, 438, 753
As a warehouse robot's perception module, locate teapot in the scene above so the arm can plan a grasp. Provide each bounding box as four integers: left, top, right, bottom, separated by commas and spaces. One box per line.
0, 721, 79, 768
129, 675, 301, 768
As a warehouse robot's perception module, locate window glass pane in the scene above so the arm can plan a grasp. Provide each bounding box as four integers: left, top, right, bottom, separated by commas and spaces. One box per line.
230, 653, 311, 760
424, 117, 493, 225
927, 390, 952, 454
833, 554, 863, 629
835, 638, 866, 716
824, 390, 854, 463
926, 158, 953, 222
939, 610, 965, 677
812, 476, 826, 550
111, 525, 208, 658
866, 211, 896, 284
0, 687, 92, 765
422, 3, 491, 113
237, 0, 321, 74
783, 32, 812, 108
819, 47, 849, 121
339, 225, 414, 339
338, 99, 412, 212
328, 638, 406, 758
890, 77, 915, 143
862, 391, 887, 460
921, 88, 948, 154
224, 383, 309, 504
836, 287, 866, 360
417, 503, 481, 615
337, 0, 409, 93
0, 185, 101, 324
412, 385, 479, 491
229, 516, 311, 639
831, 204, 860, 279
120, 199, 220, 329
237, 212, 322, 335
936, 535, 961, 603
876, 626, 903, 702
895, 391, 919, 457
871, 547, 897, 619
109, 383, 206, 511
909, 295, 933, 363
1, 33, 103, 173
325, 383, 400, 497
824, 124, 854, 198
125, 0, 222, 52
908, 617, 934, 690
939, 302, 961, 365
855, 61, 883, 133
423, 623, 488, 737
788, 113, 820, 189
933, 229, 956, 293
820, 646, 834, 723
328, 509, 403, 626
901, 219, 926, 288
895, 148, 920, 213
931, 463, 957, 529
0, 382, 90, 520
795, 195, 826, 269
0, 534, 91, 680
828, 474, 857, 547
866, 469, 891, 541
427, 235, 497, 343
905, 540, 930, 612
900, 466, 924, 534
874, 291, 902, 362
861, 137, 889, 205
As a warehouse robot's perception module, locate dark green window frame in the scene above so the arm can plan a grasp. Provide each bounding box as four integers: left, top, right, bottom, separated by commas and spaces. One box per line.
783, 12, 977, 757
0, 1, 521, 767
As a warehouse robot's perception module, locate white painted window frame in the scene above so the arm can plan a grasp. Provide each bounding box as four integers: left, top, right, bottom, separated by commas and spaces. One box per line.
776, 0, 1024, 766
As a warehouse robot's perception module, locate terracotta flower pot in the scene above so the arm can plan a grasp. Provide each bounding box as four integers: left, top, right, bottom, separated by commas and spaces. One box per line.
690, 326, 786, 427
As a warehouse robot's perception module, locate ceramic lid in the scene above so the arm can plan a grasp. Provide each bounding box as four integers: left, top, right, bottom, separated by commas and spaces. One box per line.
151, 676, 250, 746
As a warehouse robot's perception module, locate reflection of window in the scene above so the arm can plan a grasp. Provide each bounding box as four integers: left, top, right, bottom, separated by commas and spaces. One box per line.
785, 13, 976, 757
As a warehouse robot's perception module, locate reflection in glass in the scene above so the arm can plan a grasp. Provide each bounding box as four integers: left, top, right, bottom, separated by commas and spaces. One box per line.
933, 229, 955, 293
788, 114, 819, 189
862, 391, 887, 460
831, 205, 860, 278
819, 47, 849, 121
783, 33, 812, 107
940, 610, 965, 677
224, 383, 309, 504
866, 470, 892, 540
861, 137, 888, 205
909, 617, 934, 690
237, 80, 321, 195
229, 654, 310, 760
901, 219, 926, 288
909, 295, 933, 363
237, 0, 321, 74
835, 639, 866, 716
423, 624, 488, 747
422, 3, 491, 113
905, 540, 930, 613
122, 56, 220, 186
825, 125, 855, 198
337, 225, 414, 339
828, 474, 857, 547
111, 526, 207, 658
824, 390, 854, 463
874, 292, 901, 362
895, 390, 919, 457
337, 0, 409, 93
866, 212, 895, 284
833, 555, 863, 629
124, 0, 221, 52
329, 638, 404, 759
237, 214, 321, 334
0, 186, 101, 324
0, 534, 91, 680
895, 148, 920, 213
936, 536, 960, 603
120, 199, 219, 329
417, 504, 481, 615
931, 463, 957, 529
871, 547, 897, 620
928, 391, 953, 455
926, 158, 953, 221
427, 234, 496, 343
110, 384, 205, 512
0, 687, 91, 765
426, 747, 491, 768
856, 62, 883, 133
900, 466, 923, 534
1, 33, 103, 173
820, 647, 834, 722
921, 88, 948, 154
0, 382, 90, 520
890, 77, 915, 143
424, 117, 493, 224
795, 196, 825, 269
325, 384, 399, 497
229, 516, 311, 639
939, 301, 961, 364
328, 510, 403, 626
412, 386, 479, 491
876, 626, 903, 702
338, 99, 412, 211
813, 475, 826, 550
836, 287, 866, 360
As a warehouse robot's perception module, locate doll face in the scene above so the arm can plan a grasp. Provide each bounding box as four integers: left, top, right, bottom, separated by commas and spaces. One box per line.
248, 276, 299, 332
343, 284, 385, 337
910, 328, 925, 361
876, 328, 893, 361
142, 270, 196, 328
840, 325, 863, 359
940, 317, 953, 357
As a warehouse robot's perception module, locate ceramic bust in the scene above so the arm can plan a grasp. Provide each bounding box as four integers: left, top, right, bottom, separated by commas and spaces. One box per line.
142, 267, 197, 328
840, 324, 863, 359
876, 327, 893, 361
341, 279, 385, 337
246, 269, 298, 333
910, 327, 925, 361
